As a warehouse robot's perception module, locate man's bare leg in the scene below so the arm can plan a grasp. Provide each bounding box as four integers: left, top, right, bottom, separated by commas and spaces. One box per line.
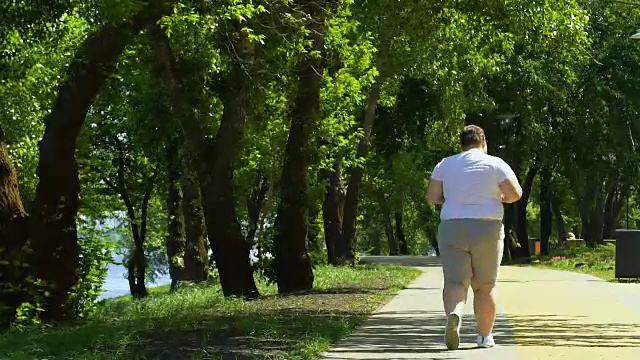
443, 282, 468, 315
443, 281, 468, 350
473, 284, 497, 337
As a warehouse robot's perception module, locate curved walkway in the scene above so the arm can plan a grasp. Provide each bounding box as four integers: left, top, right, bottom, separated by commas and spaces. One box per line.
321, 256, 640, 359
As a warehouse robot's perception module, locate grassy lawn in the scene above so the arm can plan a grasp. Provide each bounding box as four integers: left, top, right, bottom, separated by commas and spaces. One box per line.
0, 264, 421, 360
520, 243, 618, 281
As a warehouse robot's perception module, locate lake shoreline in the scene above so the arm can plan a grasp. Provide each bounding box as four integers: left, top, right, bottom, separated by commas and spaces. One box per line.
100, 263, 171, 300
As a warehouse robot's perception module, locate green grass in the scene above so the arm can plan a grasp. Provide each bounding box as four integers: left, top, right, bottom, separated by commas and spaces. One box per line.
0, 264, 421, 360
520, 243, 618, 281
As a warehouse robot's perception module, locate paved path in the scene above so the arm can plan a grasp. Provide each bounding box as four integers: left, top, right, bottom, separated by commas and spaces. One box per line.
321, 256, 640, 359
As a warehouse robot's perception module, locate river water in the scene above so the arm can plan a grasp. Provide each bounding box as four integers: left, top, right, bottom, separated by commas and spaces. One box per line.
99, 262, 172, 300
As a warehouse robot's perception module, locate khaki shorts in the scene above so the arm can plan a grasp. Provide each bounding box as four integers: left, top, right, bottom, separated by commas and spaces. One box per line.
438, 218, 504, 288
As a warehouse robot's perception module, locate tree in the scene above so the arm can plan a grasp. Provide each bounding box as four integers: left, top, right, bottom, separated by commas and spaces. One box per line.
26, 5, 163, 321
166, 136, 186, 290
272, 0, 335, 293
148, 9, 260, 298
180, 161, 209, 283
0, 126, 28, 326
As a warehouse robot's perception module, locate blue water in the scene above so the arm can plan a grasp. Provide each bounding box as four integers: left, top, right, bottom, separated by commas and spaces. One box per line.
99, 247, 263, 300
99, 262, 172, 300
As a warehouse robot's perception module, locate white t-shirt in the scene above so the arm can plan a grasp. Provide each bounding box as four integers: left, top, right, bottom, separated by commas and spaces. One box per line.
430, 148, 518, 221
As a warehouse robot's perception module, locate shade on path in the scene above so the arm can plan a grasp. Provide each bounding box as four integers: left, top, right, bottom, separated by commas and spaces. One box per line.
321, 256, 640, 360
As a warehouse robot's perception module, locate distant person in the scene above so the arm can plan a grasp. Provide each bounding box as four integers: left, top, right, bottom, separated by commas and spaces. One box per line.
426, 125, 522, 350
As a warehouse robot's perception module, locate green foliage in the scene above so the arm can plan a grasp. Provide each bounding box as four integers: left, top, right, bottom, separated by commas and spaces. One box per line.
11, 302, 43, 330
0, 12, 90, 202
68, 219, 118, 319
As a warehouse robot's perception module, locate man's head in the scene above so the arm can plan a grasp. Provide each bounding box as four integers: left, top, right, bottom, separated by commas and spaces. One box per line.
460, 125, 487, 153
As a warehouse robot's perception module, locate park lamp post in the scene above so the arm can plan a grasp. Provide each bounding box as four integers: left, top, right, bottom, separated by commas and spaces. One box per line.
628, 31, 639, 228
621, 31, 640, 228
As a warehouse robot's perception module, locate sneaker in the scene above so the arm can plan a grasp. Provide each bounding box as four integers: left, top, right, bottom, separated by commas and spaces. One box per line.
477, 334, 495, 348
444, 312, 461, 350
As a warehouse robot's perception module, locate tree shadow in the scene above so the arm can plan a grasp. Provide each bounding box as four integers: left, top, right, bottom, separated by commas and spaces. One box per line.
0, 309, 362, 359
311, 287, 395, 295
361, 256, 442, 268
4, 306, 639, 359
321, 310, 640, 359
128, 308, 378, 359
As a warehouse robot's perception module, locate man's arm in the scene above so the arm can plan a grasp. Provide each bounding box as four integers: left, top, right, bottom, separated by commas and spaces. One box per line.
427, 179, 445, 205
499, 179, 522, 203
496, 159, 522, 203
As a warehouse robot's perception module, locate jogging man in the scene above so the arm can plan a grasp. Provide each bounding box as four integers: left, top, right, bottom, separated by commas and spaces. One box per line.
426, 125, 522, 350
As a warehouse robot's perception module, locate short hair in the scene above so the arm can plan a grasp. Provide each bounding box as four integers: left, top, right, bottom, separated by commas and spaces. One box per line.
460, 125, 485, 150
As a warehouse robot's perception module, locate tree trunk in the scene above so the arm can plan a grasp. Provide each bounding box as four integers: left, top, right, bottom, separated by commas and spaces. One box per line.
603, 179, 628, 239
203, 29, 259, 299
602, 181, 617, 239
321, 159, 345, 265
123, 162, 155, 299
247, 172, 269, 245
539, 164, 552, 255
502, 204, 515, 263
181, 161, 209, 283
580, 200, 603, 246
127, 226, 149, 299
582, 174, 613, 246
271, 0, 330, 294
126, 215, 149, 299
419, 205, 439, 256
395, 211, 409, 255
166, 137, 185, 290
256, 211, 267, 271
502, 231, 514, 264
383, 211, 398, 255
551, 196, 567, 246
148, 24, 258, 298
431, 238, 440, 257
0, 128, 29, 326
341, 64, 385, 263
513, 160, 538, 258
29, 11, 152, 322
371, 227, 382, 255
307, 199, 323, 263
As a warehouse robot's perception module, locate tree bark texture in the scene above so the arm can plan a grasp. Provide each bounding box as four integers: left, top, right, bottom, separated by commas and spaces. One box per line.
0, 128, 29, 327
181, 161, 209, 283
321, 159, 345, 265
